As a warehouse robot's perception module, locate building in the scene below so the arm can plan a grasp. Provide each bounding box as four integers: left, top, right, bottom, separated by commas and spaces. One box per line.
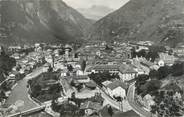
106, 80, 128, 99
8, 46, 22, 52
119, 64, 137, 82
87, 63, 137, 81
158, 53, 177, 66
143, 94, 155, 111
64, 44, 72, 59
80, 101, 102, 116
88, 65, 120, 73
11, 53, 21, 60
62, 75, 90, 83
0, 46, 4, 55
73, 75, 90, 83
174, 44, 184, 56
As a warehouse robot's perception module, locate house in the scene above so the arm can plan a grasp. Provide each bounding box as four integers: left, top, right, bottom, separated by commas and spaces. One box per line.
106, 80, 128, 99
11, 53, 21, 60
9, 71, 22, 81
119, 64, 138, 82
85, 81, 97, 90
73, 75, 90, 83
64, 44, 72, 59
89, 65, 120, 73
8, 46, 22, 52
102, 81, 112, 87
174, 44, 184, 56
80, 101, 102, 116
78, 52, 96, 63
63, 75, 90, 83
158, 53, 177, 66
143, 94, 155, 111
60, 70, 67, 77
54, 49, 61, 57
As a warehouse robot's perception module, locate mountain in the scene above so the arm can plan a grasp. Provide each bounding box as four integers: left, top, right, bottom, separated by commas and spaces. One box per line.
77, 5, 114, 21
89, 0, 184, 47
0, 0, 91, 45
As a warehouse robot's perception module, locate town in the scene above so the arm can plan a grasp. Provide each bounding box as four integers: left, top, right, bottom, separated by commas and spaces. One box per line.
0, 40, 184, 117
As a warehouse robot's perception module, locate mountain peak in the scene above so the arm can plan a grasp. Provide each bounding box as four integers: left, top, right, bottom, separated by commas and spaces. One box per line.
77, 5, 114, 21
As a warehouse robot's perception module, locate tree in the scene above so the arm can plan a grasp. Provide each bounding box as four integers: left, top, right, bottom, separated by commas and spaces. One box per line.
137, 49, 146, 57
108, 106, 114, 117
59, 102, 79, 117
0, 90, 7, 102
71, 92, 76, 99
80, 59, 86, 72
131, 48, 137, 58
149, 69, 159, 79
32, 84, 42, 98
158, 66, 170, 80
48, 65, 53, 72
51, 98, 60, 112
0, 54, 16, 73
137, 79, 161, 96
49, 83, 61, 94
146, 51, 159, 62
67, 64, 73, 72
171, 62, 184, 77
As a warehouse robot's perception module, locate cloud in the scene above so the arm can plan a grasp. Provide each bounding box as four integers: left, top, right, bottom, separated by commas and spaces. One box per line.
63, 0, 129, 9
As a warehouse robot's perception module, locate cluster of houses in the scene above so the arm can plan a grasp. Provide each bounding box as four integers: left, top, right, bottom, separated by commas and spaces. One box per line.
2, 40, 184, 116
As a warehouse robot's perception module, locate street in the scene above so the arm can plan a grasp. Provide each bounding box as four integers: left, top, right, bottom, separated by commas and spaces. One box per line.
127, 83, 152, 117
99, 87, 132, 112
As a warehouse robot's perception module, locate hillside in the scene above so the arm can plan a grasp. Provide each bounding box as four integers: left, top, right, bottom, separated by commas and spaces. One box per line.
89, 0, 184, 47
0, 0, 91, 45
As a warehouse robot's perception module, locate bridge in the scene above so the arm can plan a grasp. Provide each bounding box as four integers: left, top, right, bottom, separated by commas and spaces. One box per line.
7, 96, 67, 117
7, 105, 46, 117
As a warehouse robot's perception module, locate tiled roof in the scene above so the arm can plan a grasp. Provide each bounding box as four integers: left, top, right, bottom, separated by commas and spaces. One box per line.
106, 80, 128, 90
80, 101, 101, 110
62, 75, 89, 80
93, 65, 119, 70
85, 81, 97, 88
119, 64, 137, 74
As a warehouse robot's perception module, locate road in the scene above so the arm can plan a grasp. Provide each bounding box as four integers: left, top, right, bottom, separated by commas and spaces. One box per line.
100, 89, 122, 111
127, 83, 152, 117
6, 66, 46, 112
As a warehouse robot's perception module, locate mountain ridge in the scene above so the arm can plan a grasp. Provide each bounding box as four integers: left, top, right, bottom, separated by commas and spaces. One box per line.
89, 0, 184, 47
0, 0, 91, 45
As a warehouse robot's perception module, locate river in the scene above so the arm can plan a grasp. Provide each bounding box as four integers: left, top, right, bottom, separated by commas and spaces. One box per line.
6, 66, 46, 112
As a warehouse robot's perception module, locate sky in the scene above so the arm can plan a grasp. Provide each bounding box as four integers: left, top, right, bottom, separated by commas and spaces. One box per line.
63, 0, 129, 9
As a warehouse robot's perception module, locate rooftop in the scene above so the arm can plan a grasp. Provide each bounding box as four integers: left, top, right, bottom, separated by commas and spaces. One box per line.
80, 101, 102, 111
62, 75, 89, 80
93, 65, 120, 71
106, 80, 128, 90
119, 64, 137, 74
